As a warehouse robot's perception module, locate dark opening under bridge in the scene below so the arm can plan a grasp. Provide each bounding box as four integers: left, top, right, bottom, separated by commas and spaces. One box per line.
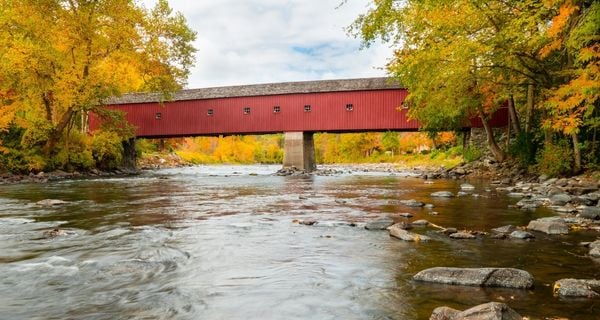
90, 77, 508, 171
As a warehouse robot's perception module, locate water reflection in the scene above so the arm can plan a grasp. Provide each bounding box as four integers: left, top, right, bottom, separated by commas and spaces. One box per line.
0, 165, 598, 319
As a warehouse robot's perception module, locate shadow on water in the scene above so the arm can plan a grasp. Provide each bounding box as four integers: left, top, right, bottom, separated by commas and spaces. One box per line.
0, 165, 598, 319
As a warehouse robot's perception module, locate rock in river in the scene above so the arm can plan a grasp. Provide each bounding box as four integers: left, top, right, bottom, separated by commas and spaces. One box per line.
449, 232, 476, 239
460, 183, 475, 191
550, 193, 572, 206
430, 302, 523, 320
388, 224, 430, 242
509, 230, 535, 239
365, 216, 395, 230
431, 191, 454, 198
580, 206, 600, 220
36, 199, 69, 206
413, 267, 534, 289
399, 199, 425, 207
554, 279, 600, 298
527, 217, 569, 235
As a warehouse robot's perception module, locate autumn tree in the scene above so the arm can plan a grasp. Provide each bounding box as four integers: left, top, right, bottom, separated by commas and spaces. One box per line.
0, 0, 196, 171
540, 0, 599, 173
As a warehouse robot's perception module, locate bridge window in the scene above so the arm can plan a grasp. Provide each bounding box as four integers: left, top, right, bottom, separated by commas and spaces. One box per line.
207, 109, 214, 116
273, 106, 281, 113
304, 105, 311, 112
243, 107, 251, 115
155, 112, 162, 120
345, 103, 353, 111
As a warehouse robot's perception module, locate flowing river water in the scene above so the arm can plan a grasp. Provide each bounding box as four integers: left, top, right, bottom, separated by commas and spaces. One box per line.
0, 165, 598, 319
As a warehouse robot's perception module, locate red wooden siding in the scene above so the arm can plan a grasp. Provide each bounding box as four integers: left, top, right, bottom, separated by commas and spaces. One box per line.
89, 88, 508, 138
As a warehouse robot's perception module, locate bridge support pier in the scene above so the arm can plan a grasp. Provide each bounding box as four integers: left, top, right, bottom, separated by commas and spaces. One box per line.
283, 132, 316, 172
121, 138, 137, 171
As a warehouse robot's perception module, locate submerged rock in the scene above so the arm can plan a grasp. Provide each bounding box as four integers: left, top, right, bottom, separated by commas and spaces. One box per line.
431, 191, 454, 198
527, 217, 569, 235
430, 302, 522, 320
509, 230, 535, 239
449, 232, 476, 239
388, 224, 430, 242
365, 216, 395, 230
398, 212, 413, 218
399, 199, 425, 207
554, 279, 600, 298
36, 199, 68, 206
413, 267, 534, 289
42, 228, 69, 237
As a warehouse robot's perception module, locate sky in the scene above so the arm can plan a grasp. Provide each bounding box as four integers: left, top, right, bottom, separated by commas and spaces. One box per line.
141, 0, 393, 89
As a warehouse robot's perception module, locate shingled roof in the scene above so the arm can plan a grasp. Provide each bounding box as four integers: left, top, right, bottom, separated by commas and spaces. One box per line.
106, 77, 402, 105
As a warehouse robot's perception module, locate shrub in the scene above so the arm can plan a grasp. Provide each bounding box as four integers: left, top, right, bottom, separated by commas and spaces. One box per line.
91, 131, 123, 169
463, 146, 482, 163
508, 132, 541, 168
536, 141, 573, 177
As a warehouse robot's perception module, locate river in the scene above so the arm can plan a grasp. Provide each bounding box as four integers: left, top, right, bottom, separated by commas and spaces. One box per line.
0, 165, 598, 319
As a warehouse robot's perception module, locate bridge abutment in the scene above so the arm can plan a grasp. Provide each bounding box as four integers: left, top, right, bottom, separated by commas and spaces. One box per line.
283, 132, 316, 172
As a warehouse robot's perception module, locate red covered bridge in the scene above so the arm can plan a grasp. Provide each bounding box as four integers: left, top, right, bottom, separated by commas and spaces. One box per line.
91, 77, 507, 171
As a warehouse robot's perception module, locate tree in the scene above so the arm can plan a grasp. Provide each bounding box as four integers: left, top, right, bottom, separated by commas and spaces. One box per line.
350, 0, 562, 162
540, 0, 599, 173
0, 0, 196, 166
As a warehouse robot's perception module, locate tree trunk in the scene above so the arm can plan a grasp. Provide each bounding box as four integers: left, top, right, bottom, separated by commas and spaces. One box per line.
44, 107, 75, 155
508, 94, 521, 135
525, 84, 535, 134
572, 133, 581, 174
479, 111, 505, 162
462, 130, 471, 150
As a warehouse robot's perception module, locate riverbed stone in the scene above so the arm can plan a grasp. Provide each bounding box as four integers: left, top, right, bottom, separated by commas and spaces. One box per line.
515, 199, 539, 210
398, 212, 413, 218
388, 224, 430, 242
449, 232, 476, 239
554, 279, 600, 298
400, 199, 425, 207
580, 207, 600, 220
414, 267, 534, 289
492, 225, 516, 234
460, 183, 475, 191
36, 199, 69, 206
550, 193, 572, 206
510, 230, 535, 239
411, 219, 430, 226
365, 216, 395, 230
430, 302, 523, 320
527, 217, 569, 235
431, 191, 454, 198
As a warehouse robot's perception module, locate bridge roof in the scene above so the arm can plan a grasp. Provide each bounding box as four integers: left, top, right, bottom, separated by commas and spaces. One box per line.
107, 77, 402, 105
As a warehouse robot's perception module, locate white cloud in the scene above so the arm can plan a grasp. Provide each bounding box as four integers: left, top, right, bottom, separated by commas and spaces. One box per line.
141, 0, 393, 88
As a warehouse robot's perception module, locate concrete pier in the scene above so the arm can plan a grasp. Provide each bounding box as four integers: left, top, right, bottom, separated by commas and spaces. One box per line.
283, 132, 316, 172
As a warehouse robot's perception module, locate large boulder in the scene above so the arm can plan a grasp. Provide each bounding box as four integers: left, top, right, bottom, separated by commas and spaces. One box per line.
527, 217, 569, 235
431, 191, 454, 198
413, 267, 534, 289
430, 302, 523, 320
364, 216, 395, 230
388, 224, 431, 242
554, 279, 600, 298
